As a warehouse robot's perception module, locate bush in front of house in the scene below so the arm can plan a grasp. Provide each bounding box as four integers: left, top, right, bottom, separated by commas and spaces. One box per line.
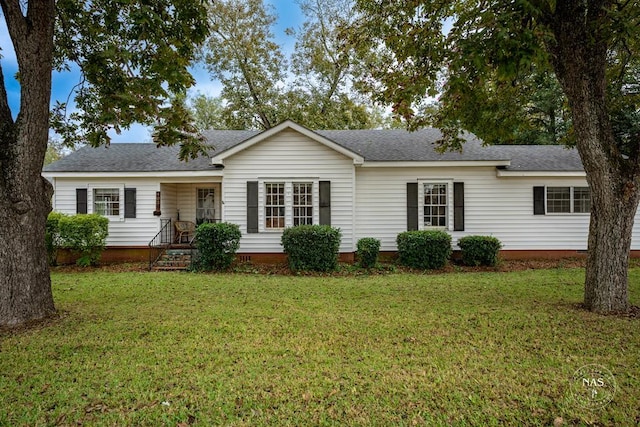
58, 214, 109, 267
45, 212, 67, 266
396, 230, 452, 270
281, 225, 342, 272
357, 237, 381, 268
192, 222, 241, 271
457, 235, 502, 267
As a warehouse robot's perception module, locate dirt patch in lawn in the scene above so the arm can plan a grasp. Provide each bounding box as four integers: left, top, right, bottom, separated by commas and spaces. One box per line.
51, 257, 590, 275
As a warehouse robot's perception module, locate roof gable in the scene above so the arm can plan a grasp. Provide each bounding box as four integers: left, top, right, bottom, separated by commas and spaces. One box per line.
211, 120, 365, 165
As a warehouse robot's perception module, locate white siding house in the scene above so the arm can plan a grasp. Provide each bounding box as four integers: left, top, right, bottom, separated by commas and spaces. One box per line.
43, 120, 639, 261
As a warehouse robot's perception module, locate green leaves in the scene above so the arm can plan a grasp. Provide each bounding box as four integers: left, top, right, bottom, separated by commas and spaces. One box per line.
198, 0, 380, 131
52, 0, 209, 155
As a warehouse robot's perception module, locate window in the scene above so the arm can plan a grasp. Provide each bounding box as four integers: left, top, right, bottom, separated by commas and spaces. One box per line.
93, 188, 120, 216
196, 188, 216, 223
423, 183, 448, 228
265, 182, 285, 229
546, 186, 590, 214
573, 187, 591, 213
293, 183, 313, 226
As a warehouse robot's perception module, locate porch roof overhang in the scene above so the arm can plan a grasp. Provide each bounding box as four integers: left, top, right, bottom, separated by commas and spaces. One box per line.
42, 170, 224, 179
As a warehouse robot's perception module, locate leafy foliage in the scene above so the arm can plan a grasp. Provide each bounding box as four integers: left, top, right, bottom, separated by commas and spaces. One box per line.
57, 214, 109, 267
198, 0, 379, 130
396, 230, 452, 270
45, 212, 68, 266
281, 225, 342, 272
349, 0, 640, 313
356, 237, 381, 268
51, 0, 210, 159
192, 222, 241, 271
457, 236, 502, 267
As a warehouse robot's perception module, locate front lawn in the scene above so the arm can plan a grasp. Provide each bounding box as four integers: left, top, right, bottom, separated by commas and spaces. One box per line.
1, 268, 638, 426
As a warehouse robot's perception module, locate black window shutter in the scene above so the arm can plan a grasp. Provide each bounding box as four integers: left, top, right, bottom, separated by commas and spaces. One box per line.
453, 182, 465, 231
407, 183, 418, 231
319, 181, 331, 225
124, 188, 136, 218
76, 188, 87, 214
247, 181, 259, 233
533, 186, 545, 215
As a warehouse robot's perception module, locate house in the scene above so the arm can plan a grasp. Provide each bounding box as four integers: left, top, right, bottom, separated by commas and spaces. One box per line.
42, 120, 639, 264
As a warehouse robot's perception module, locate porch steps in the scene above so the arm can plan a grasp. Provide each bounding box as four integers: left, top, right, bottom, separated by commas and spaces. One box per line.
152, 248, 192, 271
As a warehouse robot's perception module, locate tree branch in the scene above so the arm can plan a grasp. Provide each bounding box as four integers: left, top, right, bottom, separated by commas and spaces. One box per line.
0, 64, 14, 131
0, 0, 27, 57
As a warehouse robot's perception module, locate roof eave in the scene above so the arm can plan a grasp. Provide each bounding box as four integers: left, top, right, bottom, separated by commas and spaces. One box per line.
360, 160, 511, 168
496, 170, 586, 177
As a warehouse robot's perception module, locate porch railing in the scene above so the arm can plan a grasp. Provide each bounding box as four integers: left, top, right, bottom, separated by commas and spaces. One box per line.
148, 218, 172, 270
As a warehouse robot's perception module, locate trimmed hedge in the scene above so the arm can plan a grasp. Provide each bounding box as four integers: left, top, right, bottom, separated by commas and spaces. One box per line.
58, 214, 109, 267
396, 230, 452, 270
281, 225, 341, 272
45, 212, 67, 266
357, 237, 380, 268
192, 222, 241, 271
457, 235, 502, 266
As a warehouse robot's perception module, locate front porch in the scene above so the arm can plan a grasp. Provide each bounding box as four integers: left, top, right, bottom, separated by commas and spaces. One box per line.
159, 181, 223, 228
148, 181, 223, 269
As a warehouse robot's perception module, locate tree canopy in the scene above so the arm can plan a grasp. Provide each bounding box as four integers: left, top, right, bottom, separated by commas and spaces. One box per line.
199, 0, 379, 130
348, 0, 640, 313
0, 0, 209, 327
50, 0, 210, 160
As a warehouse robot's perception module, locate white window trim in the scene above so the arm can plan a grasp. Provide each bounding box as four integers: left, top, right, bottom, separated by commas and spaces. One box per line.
196, 187, 217, 223
259, 179, 319, 233
418, 179, 453, 231
545, 186, 591, 215
88, 183, 125, 222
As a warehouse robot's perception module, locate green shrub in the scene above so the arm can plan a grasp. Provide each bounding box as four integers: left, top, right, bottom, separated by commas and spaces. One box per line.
396, 230, 452, 270
281, 225, 342, 272
357, 237, 381, 268
192, 222, 241, 271
58, 214, 109, 267
45, 212, 67, 266
457, 235, 502, 266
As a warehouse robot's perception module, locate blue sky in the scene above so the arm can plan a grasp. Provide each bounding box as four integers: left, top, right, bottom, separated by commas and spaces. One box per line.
0, 0, 303, 143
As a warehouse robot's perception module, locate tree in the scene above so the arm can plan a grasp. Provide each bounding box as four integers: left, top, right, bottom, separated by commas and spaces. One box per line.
0, 1, 208, 327
349, 1, 640, 313
201, 0, 379, 130
44, 139, 65, 165
189, 93, 227, 131
203, 0, 287, 130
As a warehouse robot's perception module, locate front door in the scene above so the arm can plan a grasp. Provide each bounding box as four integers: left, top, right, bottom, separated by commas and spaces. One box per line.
196, 187, 216, 225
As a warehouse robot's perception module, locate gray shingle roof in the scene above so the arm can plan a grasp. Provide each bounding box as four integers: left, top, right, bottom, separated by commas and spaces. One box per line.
43, 127, 584, 172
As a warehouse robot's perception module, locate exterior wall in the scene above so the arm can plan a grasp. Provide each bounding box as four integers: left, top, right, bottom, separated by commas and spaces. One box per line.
221, 129, 356, 253
174, 183, 222, 223
51, 177, 161, 246
160, 183, 178, 221
355, 166, 640, 251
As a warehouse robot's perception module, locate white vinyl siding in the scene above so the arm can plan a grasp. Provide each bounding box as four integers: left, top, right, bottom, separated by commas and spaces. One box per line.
50, 178, 161, 246
354, 167, 621, 251
221, 129, 355, 253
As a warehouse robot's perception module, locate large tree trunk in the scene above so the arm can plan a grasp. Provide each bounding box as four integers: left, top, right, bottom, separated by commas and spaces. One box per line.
548, 0, 638, 313
0, 1, 56, 327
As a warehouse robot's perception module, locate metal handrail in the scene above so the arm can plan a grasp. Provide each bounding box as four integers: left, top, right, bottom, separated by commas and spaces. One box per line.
148, 219, 172, 270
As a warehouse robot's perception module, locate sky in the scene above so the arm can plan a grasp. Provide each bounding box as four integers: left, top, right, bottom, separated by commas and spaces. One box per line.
0, 0, 304, 143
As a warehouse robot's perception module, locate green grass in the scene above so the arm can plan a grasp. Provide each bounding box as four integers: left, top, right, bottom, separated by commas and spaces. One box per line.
1, 268, 639, 426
